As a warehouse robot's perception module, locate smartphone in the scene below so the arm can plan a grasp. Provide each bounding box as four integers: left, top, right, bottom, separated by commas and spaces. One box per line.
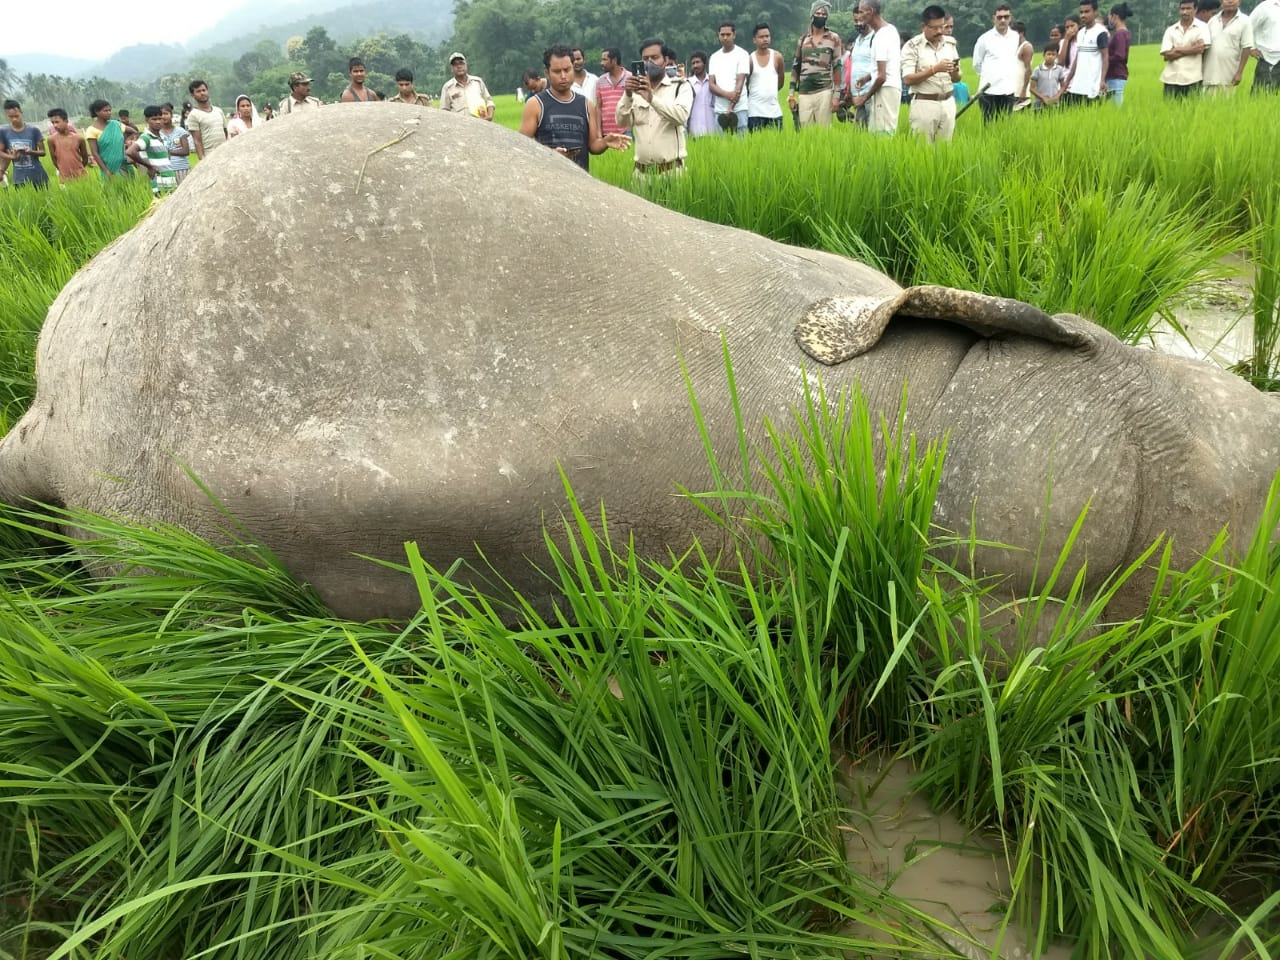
630, 60, 645, 77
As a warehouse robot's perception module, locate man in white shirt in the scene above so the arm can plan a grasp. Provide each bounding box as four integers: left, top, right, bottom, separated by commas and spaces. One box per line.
185, 79, 226, 159
1063, 0, 1110, 103
1204, 0, 1254, 91
571, 47, 599, 103
1161, 0, 1210, 96
1248, 0, 1280, 91
971, 4, 1022, 120
849, 0, 900, 134
708, 22, 751, 133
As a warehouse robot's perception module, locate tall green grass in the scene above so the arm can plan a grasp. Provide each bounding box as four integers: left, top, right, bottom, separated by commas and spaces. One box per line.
0, 175, 152, 432
1238, 186, 1280, 390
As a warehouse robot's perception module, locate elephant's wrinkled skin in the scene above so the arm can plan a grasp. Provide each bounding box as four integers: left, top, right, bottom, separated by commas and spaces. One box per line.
0, 106, 1276, 620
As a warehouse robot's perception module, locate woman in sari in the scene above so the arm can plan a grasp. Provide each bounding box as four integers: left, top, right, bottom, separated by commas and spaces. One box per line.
226, 95, 259, 138
84, 99, 128, 178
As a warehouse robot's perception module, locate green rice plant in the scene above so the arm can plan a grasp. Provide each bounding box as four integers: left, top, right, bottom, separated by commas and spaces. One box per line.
741, 377, 947, 745
913, 479, 1280, 958
902, 177, 1236, 343
1237, 186, 1280, 390
1038, 186, 1237, 341
0, 508, 407, 960
0, 175, 151, 431
266, 538, 946, 959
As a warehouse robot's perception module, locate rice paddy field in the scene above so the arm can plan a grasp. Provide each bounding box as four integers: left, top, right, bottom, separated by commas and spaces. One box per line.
1, 43, 1280, 960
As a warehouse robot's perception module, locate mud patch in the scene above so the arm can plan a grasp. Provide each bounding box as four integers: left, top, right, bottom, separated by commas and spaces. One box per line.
840, 755, 1072, 960
1148, 256, 1253, 368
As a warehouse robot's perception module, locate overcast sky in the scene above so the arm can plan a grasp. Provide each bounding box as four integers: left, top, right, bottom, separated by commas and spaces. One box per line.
5, 0, 267, 60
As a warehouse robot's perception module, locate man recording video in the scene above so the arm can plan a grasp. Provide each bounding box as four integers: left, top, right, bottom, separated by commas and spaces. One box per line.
616, 38, 694, 175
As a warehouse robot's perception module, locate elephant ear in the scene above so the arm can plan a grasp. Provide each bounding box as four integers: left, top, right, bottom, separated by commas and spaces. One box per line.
794, 285, 1098, 366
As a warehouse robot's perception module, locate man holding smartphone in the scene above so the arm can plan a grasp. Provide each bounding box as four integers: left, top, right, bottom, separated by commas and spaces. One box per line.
0, 100, 50, 189
902, 5, 963, 141
616, 38, 694, 174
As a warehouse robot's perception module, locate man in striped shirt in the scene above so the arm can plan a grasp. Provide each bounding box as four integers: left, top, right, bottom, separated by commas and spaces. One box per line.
597, 48, 632, 136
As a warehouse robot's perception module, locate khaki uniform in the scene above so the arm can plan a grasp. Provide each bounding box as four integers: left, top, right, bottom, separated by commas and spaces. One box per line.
391, 93, 434, 107
440, 76, 495, 116
901, 34, 959, 142
616, 76, 693, 172
277, 95, 322, 115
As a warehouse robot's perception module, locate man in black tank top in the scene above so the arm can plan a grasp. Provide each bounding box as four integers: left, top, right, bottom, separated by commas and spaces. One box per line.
340, 58, 378, 102
520, 44, 628, 170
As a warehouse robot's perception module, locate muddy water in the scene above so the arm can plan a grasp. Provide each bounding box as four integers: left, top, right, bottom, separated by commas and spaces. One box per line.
1147, 260, 1254, 368
840, 756, 1073, 960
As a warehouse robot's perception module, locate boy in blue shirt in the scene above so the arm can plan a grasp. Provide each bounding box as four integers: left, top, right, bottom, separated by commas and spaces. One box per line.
0, 100, 50, 189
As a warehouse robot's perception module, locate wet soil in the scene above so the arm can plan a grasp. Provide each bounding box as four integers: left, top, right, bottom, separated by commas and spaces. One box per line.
1148, 256, 1254, 368
841, 755, 1073, 960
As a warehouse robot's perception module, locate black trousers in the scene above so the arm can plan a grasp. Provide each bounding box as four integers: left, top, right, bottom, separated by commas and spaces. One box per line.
1163, 82, 1200, 98
1252, 59, 1280, 92
978, 93, 1014, 122
1062, 91, 1102, 106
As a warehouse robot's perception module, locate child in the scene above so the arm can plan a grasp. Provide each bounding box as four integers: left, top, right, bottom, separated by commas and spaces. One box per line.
159, 103, 192, 185
117, 109, 140, 138
1030, 44, 1066, 110
0, 99, 50, 189
127, 105, 177, 195
46, 108, 90, 181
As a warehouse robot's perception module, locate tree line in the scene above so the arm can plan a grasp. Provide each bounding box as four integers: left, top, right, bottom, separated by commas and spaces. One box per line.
0, 28, 454, 120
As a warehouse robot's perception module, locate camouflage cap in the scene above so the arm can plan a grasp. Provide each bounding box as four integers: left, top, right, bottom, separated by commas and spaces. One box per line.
810, 0, 831, 12
288, 72, 313, 86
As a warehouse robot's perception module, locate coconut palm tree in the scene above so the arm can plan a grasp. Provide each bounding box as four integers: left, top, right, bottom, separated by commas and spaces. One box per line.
0, 59, 17, 99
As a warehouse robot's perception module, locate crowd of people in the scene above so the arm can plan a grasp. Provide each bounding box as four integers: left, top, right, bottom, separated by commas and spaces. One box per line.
2, 0, 1276, 188
0, 60, 452, 190
514, 0, 1278, 163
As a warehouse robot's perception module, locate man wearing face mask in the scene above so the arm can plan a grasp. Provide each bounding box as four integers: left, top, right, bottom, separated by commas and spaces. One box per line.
789, 1, 844, 126
617, 38, 694, 174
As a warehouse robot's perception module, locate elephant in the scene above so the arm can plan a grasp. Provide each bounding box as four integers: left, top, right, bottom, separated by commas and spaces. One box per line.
0, 104, 1276, 622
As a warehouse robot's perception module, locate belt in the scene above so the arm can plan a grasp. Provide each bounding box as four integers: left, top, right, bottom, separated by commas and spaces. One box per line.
634, 159, 683, 173
912, 90, 953, 101
561, 148, 582, 159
